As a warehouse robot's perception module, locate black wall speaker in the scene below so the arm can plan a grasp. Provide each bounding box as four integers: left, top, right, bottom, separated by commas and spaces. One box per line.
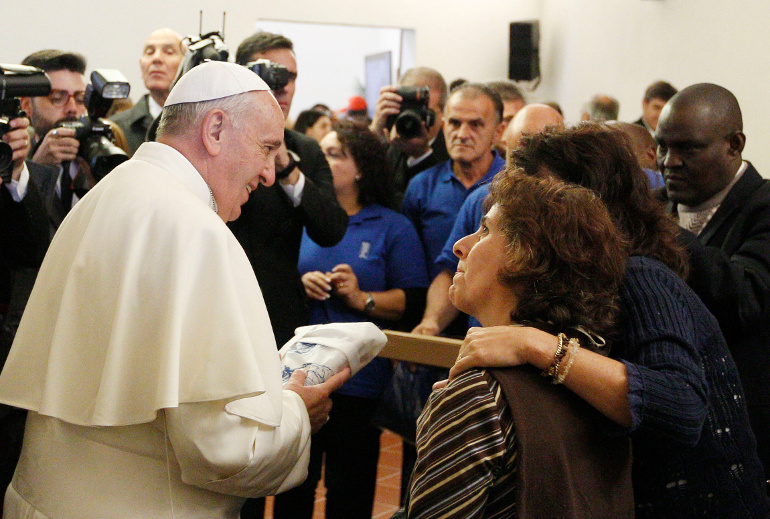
509, 21, 540, 81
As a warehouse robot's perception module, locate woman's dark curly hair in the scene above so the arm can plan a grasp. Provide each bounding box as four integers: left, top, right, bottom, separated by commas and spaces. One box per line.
488, 171, 627, 343
510, 123, 689, 279
333, 120, 396, 209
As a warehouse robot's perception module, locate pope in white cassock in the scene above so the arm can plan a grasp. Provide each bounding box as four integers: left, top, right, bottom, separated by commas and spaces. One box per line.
0, 61, 349, 518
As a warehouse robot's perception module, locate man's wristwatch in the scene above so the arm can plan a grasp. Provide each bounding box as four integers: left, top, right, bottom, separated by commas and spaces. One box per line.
276, 149, 300, 180
363, 293, 375, 314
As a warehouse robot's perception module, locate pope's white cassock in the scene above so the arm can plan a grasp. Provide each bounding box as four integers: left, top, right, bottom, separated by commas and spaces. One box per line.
0, 140, 311, 518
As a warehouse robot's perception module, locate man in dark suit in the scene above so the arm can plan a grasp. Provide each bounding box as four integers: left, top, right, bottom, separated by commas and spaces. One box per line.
656, 83, 770, 482
0, 116, 58, 512
232, 31, 348, 519
370, 67, 449, 201
110, 28, 186, 156
232, 32, 348, 349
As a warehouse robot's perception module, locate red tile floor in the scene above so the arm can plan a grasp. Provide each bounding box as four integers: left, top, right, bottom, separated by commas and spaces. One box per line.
264, 430, 404, 518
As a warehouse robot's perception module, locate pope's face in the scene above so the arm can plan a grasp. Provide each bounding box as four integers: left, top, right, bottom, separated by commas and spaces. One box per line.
211, 92, 284, 221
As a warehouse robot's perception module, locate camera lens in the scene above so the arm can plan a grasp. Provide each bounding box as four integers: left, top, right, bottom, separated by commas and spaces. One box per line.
395, 111, 423, 139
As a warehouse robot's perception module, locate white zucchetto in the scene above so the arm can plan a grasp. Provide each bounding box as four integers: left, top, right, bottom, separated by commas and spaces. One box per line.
165, 61, 270, 106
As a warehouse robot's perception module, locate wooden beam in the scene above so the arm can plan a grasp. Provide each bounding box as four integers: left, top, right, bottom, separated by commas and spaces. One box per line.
379, 330, 462, 368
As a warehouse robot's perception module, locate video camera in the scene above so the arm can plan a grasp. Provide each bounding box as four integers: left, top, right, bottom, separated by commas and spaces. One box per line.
175, 31, 229, 81
53, 69, 131, 188
245, 59, 291, 91
386, 86, 435, 140
0, 64, 51, 183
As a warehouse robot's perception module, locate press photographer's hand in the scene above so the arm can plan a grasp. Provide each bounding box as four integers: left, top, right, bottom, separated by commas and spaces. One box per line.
32, 126, 79, 166
370, 85, 402, 136
1, 116, 32, 184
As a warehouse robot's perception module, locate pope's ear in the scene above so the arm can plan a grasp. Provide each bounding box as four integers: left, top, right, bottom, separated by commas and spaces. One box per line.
200, 109, 226, 156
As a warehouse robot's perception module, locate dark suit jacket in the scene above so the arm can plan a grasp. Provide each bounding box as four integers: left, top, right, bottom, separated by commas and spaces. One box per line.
1, 161, 58, 363
389, 131, 450, 204
109, 94, 154, 157
228, 129, 348, 347
665, 162, 770, 475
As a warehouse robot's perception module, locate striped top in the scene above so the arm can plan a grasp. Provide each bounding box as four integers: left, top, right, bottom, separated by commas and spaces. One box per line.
404, 369, 518, 518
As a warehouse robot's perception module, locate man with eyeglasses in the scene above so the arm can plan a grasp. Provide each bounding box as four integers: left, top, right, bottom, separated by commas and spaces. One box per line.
20, 50, 87, 170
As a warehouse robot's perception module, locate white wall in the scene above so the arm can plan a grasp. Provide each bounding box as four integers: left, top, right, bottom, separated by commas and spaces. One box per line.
535, 0, 770, 172
3, 0, 770, 172
255, 20, 404, 122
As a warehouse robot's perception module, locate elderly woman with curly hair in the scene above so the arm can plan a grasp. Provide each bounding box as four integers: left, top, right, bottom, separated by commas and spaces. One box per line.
400, 172, 635, 518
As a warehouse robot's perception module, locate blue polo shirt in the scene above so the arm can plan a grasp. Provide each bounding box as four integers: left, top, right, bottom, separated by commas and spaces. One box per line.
298, 204, 429, 398
644, 168, 665, 189
401, 152, 505, 279
435, 184, 491, 329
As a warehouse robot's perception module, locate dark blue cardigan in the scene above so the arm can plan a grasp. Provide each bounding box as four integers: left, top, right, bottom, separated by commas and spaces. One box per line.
615, 256, 769, 517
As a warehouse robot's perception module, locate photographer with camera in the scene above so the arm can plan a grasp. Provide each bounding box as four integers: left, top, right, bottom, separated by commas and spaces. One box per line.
18, 50, 91, 227
232, 32, 347, 347
19, 51, 130, 228
20, 51, 87, 170
370, 67, 449, 201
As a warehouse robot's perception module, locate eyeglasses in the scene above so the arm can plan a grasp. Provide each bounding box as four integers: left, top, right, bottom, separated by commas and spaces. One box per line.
48, 90, 86, 107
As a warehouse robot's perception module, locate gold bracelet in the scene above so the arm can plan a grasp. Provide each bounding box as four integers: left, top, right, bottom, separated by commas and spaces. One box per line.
555, 337, 581, 384
542, 333, 568, 379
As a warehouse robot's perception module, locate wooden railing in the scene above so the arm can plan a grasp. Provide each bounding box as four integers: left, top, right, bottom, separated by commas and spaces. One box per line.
378, 330, 463, 368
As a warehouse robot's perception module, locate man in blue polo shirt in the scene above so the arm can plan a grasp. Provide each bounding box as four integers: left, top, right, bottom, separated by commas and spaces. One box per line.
402, 83, 505, 282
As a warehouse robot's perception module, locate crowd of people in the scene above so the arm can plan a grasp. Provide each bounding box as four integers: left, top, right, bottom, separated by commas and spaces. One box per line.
1, 25, 770, 519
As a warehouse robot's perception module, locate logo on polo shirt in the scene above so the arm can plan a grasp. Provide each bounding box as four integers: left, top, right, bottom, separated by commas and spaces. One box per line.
359, 241, 371, 259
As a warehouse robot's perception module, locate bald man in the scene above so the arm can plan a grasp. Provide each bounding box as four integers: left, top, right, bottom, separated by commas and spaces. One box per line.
504, 103, 564, 154
581, 94, 619, 122
608, 121, 664, 189
111, 28, 186, 156
656, 82, 770, 481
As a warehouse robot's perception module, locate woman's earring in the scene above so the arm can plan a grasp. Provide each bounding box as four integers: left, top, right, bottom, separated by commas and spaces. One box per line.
355, 175, 361, 181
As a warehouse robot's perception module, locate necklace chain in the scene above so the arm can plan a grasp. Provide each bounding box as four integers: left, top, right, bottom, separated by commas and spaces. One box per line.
208, 186, 218, 214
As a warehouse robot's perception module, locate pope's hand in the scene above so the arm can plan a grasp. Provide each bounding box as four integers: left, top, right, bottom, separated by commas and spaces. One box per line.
285, 367, 351, 434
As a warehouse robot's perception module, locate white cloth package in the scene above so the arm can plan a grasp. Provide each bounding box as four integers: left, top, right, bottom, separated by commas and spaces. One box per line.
279, 322, 387, 386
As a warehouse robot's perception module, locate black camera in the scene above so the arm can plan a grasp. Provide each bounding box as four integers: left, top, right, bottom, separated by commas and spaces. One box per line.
245, 59, 291, 91
175, 31, 229, 81
53, 69, 131, 188
386, 86, 435, 140
0, 64, 51, 183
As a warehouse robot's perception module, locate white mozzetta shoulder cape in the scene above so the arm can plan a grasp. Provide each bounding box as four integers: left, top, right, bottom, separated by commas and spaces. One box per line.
0, 142, 283, 427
